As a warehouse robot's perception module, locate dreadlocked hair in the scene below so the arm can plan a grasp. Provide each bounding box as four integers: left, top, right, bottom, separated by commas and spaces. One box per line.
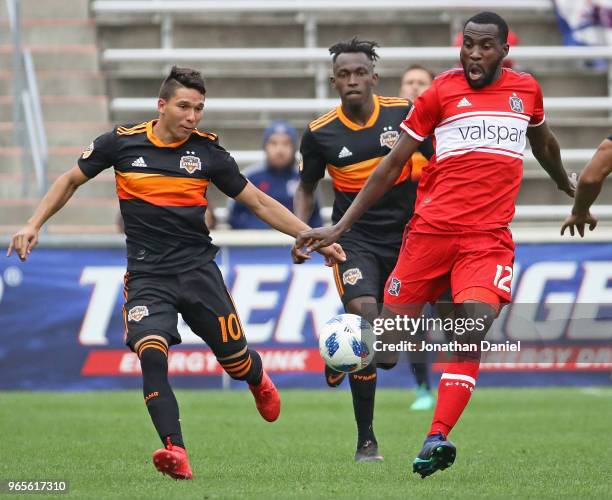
329, 37, 380, 63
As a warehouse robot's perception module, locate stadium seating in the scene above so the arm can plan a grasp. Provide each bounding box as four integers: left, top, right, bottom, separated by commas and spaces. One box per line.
1, 0, 611, 235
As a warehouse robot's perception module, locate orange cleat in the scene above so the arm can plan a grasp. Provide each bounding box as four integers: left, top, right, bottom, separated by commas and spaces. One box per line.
152, 439, 193, 480
248, 370, 281, 422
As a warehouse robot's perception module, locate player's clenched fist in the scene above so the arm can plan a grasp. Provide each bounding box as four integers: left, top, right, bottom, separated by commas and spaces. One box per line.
6, 224, 39, 261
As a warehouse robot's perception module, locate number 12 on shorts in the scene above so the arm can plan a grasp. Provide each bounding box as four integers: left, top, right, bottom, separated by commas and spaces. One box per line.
493, 265, 513, 293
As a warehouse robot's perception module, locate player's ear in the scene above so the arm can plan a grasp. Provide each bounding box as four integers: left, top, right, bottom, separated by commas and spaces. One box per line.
157, 98, 166, 114
372, 72, 379, 87
330, 75, 336, 90
501, 42, 509, 58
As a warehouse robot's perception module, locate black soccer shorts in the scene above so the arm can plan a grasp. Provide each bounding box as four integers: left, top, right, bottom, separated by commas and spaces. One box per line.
122, 260, 246, 358
331, 236, 400, 306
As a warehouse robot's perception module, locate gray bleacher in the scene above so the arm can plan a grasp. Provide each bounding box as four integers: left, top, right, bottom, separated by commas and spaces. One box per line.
2, 0, 611, 234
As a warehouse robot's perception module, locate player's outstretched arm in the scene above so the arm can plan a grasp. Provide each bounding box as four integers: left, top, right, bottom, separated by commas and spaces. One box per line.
296, 132, 420, 251
561, 137, 612, 236
233, 181, 345, 266
527, 121, 575, 197
293, 180, 318, 223
7, 166, 90, 261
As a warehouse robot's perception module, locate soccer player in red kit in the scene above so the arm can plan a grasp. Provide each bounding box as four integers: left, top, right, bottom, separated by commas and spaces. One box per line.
296, 11, 575, 478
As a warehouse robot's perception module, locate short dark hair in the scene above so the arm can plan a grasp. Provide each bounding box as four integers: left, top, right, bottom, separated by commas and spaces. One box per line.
158, 66, 206, 100
329, 37, 379, 64
402, 64, 435, 82
463, 11, 509, 44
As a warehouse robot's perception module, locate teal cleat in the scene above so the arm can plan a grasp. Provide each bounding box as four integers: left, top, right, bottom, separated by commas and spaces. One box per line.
413, 433, 456, 478
410, 384, 435, 411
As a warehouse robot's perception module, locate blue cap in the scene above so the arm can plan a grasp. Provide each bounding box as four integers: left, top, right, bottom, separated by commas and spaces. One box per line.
262, 120, 297, 147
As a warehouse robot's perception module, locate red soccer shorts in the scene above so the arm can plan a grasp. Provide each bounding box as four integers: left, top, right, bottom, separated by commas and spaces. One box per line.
384, 226, 515, 310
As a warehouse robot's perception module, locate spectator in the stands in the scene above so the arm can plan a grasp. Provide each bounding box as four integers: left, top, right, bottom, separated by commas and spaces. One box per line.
398, 64, 435, 102
398, 65, 435, 183
229, 120, 322, 229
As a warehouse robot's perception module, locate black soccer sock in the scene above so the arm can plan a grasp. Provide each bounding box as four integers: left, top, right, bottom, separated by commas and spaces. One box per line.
348, 362, 378, 446
218, 349, 263, 386
410, 361, 431, 391
138, 340, 185, 449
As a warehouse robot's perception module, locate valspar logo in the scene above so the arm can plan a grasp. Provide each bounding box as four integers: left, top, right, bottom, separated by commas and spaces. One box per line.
457, 121, 525, 145
435, 111, 530, 162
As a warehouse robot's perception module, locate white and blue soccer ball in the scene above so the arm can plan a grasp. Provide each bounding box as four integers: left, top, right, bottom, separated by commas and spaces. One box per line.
319, 314, 375, 373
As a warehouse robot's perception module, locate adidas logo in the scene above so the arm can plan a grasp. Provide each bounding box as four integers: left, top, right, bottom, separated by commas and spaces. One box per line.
131, 157, 147, 167
338, 146, 353, 159
457, 97, 472, 108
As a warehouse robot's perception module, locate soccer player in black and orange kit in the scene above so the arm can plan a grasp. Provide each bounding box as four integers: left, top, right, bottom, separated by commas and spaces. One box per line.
7, 66, 344, 480
294, 38, 433, 461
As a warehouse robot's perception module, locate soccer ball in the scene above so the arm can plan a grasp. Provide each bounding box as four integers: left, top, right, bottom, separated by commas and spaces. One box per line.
319, 314, 375, 373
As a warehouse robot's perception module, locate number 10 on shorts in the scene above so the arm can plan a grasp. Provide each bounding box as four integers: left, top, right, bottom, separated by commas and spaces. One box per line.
493, 265, 513, 293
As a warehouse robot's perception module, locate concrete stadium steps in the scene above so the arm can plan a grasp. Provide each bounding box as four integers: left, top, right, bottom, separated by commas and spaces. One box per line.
0, 45, 99, 71
98, 22, 450, 50
0, 121, 110, 149
0, 70, 107, 96
0, 19, 96, 45
517, 179, 612, 205
0, 170, 116, 199
0, 195, 119, 227
0, 0, 90, 20
108, 75, 317, 99
105, 69, 608, 106
95, 15, 560, 49
0, 95, 108, 123
0, 146, 93, 175
550, 120, 612, 149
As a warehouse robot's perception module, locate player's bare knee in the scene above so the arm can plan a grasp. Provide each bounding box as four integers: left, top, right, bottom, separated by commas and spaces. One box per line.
346, 296, 378, 324
375, 348, 399, 369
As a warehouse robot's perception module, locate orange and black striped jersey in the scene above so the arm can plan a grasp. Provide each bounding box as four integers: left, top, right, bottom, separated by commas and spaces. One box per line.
300, 95, 432, 245
78, 120, 247, 274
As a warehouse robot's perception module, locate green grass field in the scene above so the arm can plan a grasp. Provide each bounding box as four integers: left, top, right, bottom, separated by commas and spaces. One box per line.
1, 388, 610, 499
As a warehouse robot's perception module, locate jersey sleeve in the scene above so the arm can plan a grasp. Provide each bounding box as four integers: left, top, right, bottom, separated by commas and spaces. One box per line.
209, 143, 248, 198
528, 79, 545, 127
77, 129, 116, 178
400, 84, 441, 142
299, 127, 326, 183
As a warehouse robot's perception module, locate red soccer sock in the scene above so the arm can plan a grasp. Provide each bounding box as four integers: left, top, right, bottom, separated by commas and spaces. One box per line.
429, 358, 480, 437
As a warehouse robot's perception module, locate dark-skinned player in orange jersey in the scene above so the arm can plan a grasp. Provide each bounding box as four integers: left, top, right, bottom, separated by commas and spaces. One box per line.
7, 66, 345, 481
296, 13, 576, 477
293, 38, 434, 462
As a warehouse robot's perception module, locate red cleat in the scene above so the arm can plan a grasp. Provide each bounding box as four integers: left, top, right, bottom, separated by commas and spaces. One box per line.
152, 440, 193, 480
249, 370, 281, 422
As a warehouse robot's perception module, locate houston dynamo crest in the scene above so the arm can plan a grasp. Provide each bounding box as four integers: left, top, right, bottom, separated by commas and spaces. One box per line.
380, 126, 399, 148
180, 151, 202, 174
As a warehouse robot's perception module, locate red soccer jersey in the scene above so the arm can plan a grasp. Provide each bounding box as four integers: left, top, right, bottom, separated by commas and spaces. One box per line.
400, 67, 545, 233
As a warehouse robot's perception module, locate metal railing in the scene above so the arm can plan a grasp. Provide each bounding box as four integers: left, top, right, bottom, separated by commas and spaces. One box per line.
109, 96, 612, 114
91, 0, 553, 15
5, 0, 48, 198
101, 45, 612, 64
